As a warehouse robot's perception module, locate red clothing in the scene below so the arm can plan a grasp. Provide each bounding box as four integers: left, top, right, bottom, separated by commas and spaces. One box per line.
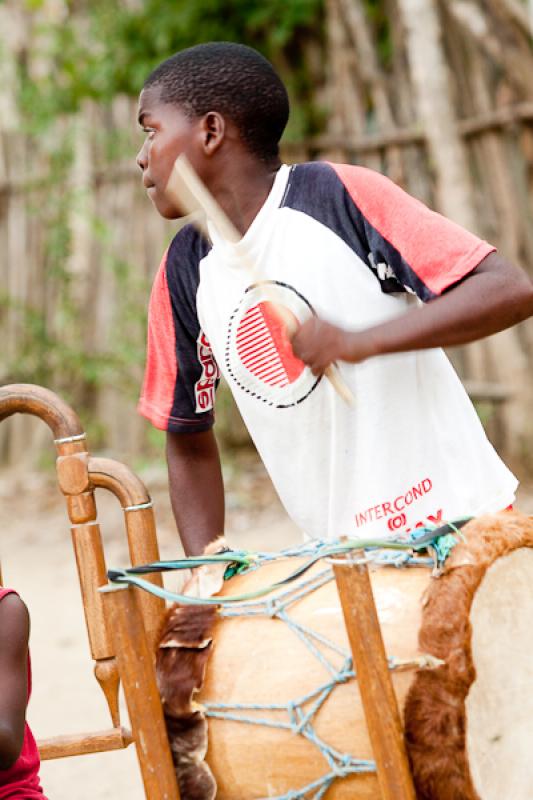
0, 589, 45, 799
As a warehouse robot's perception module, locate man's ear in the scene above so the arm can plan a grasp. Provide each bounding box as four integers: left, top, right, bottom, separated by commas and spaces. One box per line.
200, 111, 225, 155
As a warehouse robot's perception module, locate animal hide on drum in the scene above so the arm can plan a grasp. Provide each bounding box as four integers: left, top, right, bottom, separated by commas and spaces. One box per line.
156, 603, 218, 800
156, 538, 228, 800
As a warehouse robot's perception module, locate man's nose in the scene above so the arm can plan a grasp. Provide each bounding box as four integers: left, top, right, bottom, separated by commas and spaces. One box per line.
136, 140, 148, 171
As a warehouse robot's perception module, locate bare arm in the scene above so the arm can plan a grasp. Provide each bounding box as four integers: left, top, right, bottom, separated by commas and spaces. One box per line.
0, 594, 29, 770
292, 253, 533, 373
166, 429, 225, 556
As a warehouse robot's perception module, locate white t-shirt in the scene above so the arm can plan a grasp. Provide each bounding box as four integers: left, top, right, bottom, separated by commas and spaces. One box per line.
139, 162, 517, 539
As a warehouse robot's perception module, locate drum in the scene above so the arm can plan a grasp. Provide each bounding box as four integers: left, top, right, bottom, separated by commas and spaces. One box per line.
157, 512, 533, 800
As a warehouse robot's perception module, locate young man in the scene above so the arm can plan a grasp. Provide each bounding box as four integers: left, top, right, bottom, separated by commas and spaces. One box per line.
0, 588, 47, 798
136, 42, 533, 556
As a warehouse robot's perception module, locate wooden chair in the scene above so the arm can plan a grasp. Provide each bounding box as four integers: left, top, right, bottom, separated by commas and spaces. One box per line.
0, 383, 180, 800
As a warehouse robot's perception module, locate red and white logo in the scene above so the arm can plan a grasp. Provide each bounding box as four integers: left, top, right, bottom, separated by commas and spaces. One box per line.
195, 331, 220, 412
226, 282, 320, 407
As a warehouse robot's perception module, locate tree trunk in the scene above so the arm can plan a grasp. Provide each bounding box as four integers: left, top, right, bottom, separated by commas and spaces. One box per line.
396, 0, 478, 230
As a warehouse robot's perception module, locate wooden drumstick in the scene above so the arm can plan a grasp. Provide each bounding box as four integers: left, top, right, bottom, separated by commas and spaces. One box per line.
166, 154, 355, 407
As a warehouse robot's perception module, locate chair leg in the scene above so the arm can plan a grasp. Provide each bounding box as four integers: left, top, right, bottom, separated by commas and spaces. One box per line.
101, 584, 180, 800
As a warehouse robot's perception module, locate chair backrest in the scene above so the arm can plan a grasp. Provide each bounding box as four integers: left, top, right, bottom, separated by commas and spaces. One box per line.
0, 383, 180, 800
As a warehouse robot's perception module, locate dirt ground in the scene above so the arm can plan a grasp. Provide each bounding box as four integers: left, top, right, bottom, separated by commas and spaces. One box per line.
1, 451, 532, 800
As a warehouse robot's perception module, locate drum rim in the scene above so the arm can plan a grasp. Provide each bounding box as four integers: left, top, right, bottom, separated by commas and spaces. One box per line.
404, 511, 533, 800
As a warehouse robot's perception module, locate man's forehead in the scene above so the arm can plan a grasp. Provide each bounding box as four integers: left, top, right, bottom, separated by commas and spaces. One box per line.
137, 86, 161, 121
137, 87, 192, 126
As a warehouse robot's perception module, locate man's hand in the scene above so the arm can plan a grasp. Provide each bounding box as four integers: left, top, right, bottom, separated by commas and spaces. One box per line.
290, 317, 376, 375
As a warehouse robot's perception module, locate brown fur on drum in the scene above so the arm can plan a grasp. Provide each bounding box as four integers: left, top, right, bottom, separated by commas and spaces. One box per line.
404, 511, 533, 800
156, 603, 218, 800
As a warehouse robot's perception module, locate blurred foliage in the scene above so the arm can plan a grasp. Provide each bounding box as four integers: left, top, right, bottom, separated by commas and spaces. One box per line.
364, 0, 393, 69
19, 0, 325, 139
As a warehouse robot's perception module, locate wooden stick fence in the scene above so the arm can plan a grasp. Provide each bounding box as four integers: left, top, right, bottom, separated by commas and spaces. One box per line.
0, 97, 532, 470
4, 102, 533, 197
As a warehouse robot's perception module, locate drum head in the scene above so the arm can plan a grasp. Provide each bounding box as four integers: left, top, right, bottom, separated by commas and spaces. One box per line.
405, 512, 533, 800
467, 546, 533, 799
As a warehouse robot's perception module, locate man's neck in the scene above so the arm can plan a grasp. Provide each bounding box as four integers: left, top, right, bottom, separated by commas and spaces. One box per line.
209, 156, 281, 238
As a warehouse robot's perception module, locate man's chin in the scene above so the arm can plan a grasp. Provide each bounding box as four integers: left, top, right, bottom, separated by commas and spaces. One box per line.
151, 195, 184, 220
159, 206, 184, 220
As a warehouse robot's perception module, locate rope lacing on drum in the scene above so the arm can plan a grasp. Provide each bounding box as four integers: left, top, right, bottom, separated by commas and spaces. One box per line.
106, 521, 471, 800
203, 559, 433, 799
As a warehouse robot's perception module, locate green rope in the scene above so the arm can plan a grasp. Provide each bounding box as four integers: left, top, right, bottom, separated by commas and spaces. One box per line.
107, 520, 472, 606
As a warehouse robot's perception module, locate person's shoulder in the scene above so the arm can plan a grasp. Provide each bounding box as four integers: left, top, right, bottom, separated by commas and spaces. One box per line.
167, 223, 211, 269
290, 160, 373, 183
292, 160, 335, 176
282, 161, 343, 213
289, 160, 339, 187
0, 590, 28, 618
0, 592, 29, 646
284, 161, 377, 208
162, 224, 212, 302
326, 162, 407, 206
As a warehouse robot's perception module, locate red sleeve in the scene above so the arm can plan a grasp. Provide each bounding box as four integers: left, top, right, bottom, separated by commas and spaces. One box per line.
330, 163, 495, 296
137, 250, 178, 431
138, 232, 218, 433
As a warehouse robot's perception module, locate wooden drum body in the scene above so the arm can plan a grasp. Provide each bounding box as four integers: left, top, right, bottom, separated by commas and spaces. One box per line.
201, 556, 425, 799
160, 513, 533, 799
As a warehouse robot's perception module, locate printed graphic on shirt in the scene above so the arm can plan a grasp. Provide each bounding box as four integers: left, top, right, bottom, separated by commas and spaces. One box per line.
195, 331, 220, 413
225, 281, 320, 408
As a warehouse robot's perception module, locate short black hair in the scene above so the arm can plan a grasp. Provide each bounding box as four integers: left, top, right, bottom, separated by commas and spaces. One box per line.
144, 42, 289, 163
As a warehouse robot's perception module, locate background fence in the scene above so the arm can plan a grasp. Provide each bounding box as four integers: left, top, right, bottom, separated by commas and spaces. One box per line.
1, 0, 532, 471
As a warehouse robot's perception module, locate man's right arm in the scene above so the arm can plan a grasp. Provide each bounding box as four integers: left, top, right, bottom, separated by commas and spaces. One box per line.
139, 228, 222, 554
166, 429, 225, 556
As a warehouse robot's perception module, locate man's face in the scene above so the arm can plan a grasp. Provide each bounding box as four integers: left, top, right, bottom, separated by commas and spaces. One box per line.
136, 86, 199, 219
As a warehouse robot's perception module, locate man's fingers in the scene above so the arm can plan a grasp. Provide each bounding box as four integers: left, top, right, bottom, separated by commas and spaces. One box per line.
290, 331, 307, 360
288, 319, 301, 341
290, 316, 340, 375
290, 317, 318, 355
